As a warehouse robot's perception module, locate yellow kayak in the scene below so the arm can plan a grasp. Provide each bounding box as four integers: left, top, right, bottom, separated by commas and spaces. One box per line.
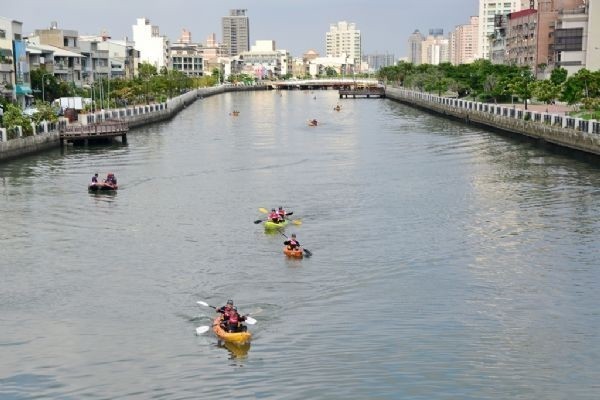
213, 316, 252, 344
264, 219, 289, 230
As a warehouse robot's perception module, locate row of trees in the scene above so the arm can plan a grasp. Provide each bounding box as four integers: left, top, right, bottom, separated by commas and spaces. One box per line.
28, 62, 212, 110
377, 60, 600, 116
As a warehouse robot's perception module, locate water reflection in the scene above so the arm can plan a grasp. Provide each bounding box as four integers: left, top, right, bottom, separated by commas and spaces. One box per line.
218, 340, 251, 359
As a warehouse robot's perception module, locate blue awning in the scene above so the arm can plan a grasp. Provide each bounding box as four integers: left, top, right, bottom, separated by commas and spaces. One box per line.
15, 84, 32, 95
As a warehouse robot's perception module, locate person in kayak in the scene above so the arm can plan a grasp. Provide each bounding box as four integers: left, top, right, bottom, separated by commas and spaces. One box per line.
217, 300, 235, 330
91, 173, 98, 183
283, 233, 300, 250
269, 208, 282, 223
278, 206, 287, 220
224, 306, 247, 333
105, 173, 117, 185
216, 300, 234, 317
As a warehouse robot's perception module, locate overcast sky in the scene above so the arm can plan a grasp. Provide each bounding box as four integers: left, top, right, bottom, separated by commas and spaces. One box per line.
4, 0, 477, 58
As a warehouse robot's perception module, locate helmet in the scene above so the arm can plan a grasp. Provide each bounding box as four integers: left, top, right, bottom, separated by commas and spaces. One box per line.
291, 233, 296, 238
227, 300, 233, 305
278, 206, 283, 210
271, 208, 276, 212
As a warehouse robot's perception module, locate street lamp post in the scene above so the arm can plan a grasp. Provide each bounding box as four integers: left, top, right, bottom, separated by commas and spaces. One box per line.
41, 73, 52, 103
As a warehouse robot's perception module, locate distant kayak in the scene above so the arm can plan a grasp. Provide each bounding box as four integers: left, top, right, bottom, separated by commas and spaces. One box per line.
213, 316, 252, 344
283, 246, 303, 258
88, 182, 118, 191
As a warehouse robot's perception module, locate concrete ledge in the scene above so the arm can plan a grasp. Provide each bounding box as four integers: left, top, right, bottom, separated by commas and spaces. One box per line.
0, 132, 60, 162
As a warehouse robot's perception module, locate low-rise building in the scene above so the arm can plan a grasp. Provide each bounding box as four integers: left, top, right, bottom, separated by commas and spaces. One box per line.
169, 30, 204, 77
237, 40, 291, 79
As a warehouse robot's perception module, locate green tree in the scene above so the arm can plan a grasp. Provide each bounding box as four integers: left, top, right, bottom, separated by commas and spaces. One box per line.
509, 68, 535, 110
2, 103, 33, 135
550, 67, 568, 86
31, 103, 58, 124
138, 62, 158, 80
532, 80, 561, 104
324, 67, 338, 77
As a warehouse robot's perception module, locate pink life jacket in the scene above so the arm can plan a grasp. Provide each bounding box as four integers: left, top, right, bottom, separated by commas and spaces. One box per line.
229, 312, 239, 324
269, 212, 280, 221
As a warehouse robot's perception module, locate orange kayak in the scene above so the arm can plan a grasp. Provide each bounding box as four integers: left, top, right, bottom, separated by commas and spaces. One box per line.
212, 316, 252, 344
283, 246, 303, 258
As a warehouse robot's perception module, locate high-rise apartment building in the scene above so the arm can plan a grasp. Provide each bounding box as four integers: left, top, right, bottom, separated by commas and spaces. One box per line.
421, 30, 449, 65
408, 30, 425, 65
222, 9, 250, 57
449, 16, 479, 65
364, 53, 396, 71
478, 0, 523, 59
326, 21, 362, 71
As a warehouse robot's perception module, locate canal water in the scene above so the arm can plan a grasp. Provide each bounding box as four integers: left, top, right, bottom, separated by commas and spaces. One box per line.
1, 90, 599, 399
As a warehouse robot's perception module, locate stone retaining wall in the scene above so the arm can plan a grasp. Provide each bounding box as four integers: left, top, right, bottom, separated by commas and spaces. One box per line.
385, 87, 600, 157
0, 132, 60, 162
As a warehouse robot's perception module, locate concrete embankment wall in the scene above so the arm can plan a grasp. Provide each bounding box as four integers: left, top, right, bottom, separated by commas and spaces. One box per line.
0, 132, 60, 162
0, 85, 269, 163
385, 87, 600, 157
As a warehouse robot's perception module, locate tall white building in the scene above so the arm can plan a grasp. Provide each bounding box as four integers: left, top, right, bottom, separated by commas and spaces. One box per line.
326, 21, 362, 72
478, 0, 524, 59
585, 0, 600, 72
132, 18, 169, 70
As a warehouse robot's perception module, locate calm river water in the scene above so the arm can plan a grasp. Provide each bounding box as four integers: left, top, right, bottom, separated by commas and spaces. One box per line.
1, 90, 599, 399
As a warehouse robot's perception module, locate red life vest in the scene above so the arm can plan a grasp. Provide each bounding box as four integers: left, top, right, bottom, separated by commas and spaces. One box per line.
288, 239, 298, 247
269, 212, 280, 221
229, 312, 239, 324
278, 209, 286, 217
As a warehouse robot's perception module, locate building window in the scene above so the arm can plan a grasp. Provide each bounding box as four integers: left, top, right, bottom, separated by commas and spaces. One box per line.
554, 28, 583, 51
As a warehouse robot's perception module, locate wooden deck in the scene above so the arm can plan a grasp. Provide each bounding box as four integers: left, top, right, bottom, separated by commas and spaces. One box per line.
59, 120, 128, 144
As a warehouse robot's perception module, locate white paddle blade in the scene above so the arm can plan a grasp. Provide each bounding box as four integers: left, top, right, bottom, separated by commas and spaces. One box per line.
197, 301, 209, 307
195, 326, 210, 335
246, 316, 257, 325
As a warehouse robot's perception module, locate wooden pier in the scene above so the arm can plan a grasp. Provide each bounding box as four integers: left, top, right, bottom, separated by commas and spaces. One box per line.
59, 120, 128, 145
339, 87, 385, 99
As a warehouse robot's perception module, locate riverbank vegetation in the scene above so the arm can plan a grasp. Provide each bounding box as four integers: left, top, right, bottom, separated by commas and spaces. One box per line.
377, 60, 600, 119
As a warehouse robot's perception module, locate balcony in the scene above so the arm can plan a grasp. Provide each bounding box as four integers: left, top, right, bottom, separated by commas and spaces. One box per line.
0, 63, 13, 73
54, 63, 69, 73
